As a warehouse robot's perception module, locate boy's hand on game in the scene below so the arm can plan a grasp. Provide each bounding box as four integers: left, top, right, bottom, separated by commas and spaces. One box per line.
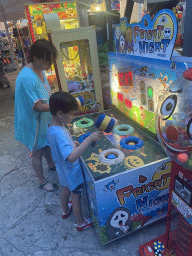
74, 141, 80, 147
89, 131, 103, 142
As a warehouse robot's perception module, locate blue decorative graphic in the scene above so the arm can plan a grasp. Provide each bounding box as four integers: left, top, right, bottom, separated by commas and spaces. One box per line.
103, 179, 119, 192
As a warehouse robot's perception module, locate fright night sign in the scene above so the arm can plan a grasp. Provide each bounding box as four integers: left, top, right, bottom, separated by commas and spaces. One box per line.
115, 9, 177, 60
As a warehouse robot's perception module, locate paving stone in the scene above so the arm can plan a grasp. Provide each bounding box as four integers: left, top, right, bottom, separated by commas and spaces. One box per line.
24, 245, 50, 255
0, 238, 24, 256
0, 182, 45, 235
50, 225, 100, 250
68, 252, 91, 256
52, 250, 64, 256
0, 136, 23, 156
90, 249, 139, 256
45, 192, 60, 206
3, 217, 49, 251
34, 251, 52, 256
2, 208, 60, 251
27, 207, 59, 226
0, 155, 16, 179
12, 149, 31, 165
69, 250, 132, 256
0, 167, 30, 197
16, 159, 23, 168
34, 221, 72, 249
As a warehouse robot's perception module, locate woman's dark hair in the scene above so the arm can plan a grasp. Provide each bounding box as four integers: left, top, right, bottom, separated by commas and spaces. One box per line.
29, 39, 57, 63
49, 91, 78, 116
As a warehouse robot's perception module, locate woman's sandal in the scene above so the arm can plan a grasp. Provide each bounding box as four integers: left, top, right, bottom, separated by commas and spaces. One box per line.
39, 181, 59, 192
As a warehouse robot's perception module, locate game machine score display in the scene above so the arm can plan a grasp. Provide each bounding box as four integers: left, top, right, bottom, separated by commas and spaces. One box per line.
118, 70, 133, 88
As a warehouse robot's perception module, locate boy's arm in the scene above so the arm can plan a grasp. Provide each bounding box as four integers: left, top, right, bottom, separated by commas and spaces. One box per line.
67, 131, 103, 163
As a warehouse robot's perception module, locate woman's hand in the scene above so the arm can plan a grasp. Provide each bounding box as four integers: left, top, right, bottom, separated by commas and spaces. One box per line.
74, 141, 80, 147
33, 100, 49, 112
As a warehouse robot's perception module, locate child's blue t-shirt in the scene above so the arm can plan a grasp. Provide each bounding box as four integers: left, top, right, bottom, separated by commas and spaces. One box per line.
47, 125, 84, 191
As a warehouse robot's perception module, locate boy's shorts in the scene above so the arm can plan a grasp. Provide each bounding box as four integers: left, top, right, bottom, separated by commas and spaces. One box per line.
72, 183, 84, 194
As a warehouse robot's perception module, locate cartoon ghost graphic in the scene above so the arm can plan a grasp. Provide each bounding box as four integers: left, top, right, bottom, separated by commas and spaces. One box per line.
106, 207, 133, 240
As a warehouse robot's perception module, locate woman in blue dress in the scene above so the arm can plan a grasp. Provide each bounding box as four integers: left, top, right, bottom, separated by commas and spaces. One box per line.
14, 39, 59, 192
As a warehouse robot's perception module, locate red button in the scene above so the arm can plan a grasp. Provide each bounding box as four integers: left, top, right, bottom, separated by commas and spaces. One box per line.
166, 126, 179, 141
183, 68, 192, 81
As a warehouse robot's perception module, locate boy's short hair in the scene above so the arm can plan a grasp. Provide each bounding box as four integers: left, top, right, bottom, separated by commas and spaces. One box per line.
49, 91, 78, 115
29, 39, 57, 63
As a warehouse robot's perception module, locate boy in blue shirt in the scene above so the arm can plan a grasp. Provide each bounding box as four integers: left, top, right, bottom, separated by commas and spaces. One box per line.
47, 91, 103, 231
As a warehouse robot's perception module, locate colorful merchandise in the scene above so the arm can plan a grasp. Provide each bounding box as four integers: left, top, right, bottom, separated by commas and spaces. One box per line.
49, 26, 104, 114
25, 2, 79, 42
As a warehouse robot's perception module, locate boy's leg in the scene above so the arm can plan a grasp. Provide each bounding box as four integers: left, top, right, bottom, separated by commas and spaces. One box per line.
71, 192, 84, 226
61, 186, 71, 213
42, 145, 55, 169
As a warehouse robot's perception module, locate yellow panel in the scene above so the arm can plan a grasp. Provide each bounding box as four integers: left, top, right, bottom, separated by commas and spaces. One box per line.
36, 27, 43, 34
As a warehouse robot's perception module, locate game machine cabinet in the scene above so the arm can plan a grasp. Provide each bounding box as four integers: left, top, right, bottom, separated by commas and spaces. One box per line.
25, 1, 87, 92
63, 9, 189, 245
25, 1, 82, 42
48, 26, 104, 115
139, 68, 192, 256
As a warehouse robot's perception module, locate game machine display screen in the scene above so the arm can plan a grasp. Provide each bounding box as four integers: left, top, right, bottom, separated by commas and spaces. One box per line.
49, 26, 104, 115
25, 1, 81, 92
64, 9, 190, 245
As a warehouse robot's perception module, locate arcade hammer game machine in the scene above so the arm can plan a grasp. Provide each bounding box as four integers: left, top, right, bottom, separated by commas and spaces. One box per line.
48, 4, 192, 246
138, 0, 192, 255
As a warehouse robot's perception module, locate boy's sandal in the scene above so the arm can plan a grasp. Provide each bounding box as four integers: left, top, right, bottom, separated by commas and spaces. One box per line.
62, 201, 73, 219
74, 218, 93, 231
48, 166, 56, 171
39, 181, 59, 192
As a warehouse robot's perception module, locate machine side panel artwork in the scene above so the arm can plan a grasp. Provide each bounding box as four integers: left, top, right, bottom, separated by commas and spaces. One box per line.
109, 52, 188, 135
94, 160, 171, 244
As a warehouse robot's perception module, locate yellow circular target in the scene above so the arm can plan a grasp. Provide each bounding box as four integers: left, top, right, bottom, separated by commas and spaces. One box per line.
153, 13, 174, 46
152, 161, 171, 190
124, 156, 144, 169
